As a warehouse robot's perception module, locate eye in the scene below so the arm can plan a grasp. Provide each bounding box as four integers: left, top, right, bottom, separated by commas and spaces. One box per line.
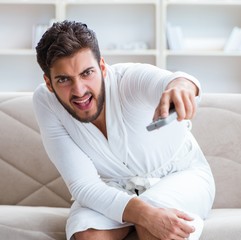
57, 77, 69, 83
82, 69, 94, 77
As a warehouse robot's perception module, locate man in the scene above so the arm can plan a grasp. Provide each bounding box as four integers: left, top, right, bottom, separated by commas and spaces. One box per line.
33, 20, 215, 240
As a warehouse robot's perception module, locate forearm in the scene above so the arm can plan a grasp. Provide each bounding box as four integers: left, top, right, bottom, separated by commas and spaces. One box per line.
122, 197, 154, 226
123, 197, 195, 239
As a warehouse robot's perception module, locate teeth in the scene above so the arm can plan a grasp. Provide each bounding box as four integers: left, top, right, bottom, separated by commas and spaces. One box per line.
76, 99, 88, 104
74, 96, 91, 104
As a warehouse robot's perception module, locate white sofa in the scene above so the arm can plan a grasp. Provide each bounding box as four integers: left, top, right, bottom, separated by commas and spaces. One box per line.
0, 92, 241, 240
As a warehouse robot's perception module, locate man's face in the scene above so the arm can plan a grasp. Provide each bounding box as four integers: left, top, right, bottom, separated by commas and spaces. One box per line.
44, 49, 107, 123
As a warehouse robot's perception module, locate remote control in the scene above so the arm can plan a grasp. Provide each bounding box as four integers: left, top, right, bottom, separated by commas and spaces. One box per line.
146, 108, 177, 131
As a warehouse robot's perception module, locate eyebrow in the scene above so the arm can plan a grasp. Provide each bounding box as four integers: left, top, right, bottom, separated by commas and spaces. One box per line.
80, 66, 95, 75
54, 74, 69, 80
54, 66, 95, 80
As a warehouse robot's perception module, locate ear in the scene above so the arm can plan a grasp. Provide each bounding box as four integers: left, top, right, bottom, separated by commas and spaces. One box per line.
99, 57, 107, 78
44, 74, 54, 92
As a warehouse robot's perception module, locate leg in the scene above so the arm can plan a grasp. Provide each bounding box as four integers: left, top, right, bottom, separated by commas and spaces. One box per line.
74, 226, 132, 240
135, 225, 159, 240
66, 201, 134, 240
137, 147, 215, 240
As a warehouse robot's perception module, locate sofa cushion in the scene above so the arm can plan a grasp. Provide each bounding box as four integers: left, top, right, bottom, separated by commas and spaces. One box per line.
192, 93, 241, 208
0, 205, 69, 240
200, 209, 241, 240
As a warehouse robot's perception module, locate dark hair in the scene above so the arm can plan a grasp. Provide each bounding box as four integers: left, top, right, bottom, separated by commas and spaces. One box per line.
36, 20, 101, 78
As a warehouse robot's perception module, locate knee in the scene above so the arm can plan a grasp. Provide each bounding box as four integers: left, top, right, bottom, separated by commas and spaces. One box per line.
74, 229, 96, 240
73, 227, 131, 240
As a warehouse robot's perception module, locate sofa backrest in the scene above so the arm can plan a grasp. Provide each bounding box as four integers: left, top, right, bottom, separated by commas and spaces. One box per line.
0, 93, 71, 207
192, 93, 241, 209
1, 92, 241, 209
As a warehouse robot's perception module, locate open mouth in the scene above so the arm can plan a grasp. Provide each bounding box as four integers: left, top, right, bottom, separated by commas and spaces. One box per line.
72, 94, 93, 110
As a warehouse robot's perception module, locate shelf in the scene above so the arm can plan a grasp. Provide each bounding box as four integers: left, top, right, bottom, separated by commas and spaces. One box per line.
0, 0, 57, 4
102, 49, 158, 56
64, 0, 157, 5
0, 4, 55, 49
0, 49, 158, 57
165, 50, 241, 57
166, 0, 241, 6
0, 49, 35, 55
0, 0, 241, 92
167, 56, 241, 93
65, 4, 156, 51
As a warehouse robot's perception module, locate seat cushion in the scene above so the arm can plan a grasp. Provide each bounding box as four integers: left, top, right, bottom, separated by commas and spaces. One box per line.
0, 205, 69, 240
200, 208, 241, 240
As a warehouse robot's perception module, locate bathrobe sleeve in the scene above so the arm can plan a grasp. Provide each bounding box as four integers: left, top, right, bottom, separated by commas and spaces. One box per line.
113, 63, 201, 108
33, 85, 135, 223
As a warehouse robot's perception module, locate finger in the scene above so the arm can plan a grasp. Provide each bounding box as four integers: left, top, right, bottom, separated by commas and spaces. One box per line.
176, 210, 194, 221
168, 226, 191, 240
160, 94, 172, 118
170, 234, 189, 240
168, 209, 194, 236
190, 95, 198, 119
175, 228, 191, 239
171, 210, 195, 234
153, 94, 171, 121
171, 95, 186, 121
183, 96, 193, 120
176, 92, 198, 120
179, 220, 195, 235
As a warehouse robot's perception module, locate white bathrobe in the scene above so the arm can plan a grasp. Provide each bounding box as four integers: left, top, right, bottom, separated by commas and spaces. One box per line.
33, 63, 215, 240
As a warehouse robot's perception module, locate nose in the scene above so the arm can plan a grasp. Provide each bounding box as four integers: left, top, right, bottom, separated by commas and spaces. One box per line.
71, 79, 86, 96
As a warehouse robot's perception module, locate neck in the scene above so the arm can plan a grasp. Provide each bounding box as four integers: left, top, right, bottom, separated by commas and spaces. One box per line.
92, 106, 107, 139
